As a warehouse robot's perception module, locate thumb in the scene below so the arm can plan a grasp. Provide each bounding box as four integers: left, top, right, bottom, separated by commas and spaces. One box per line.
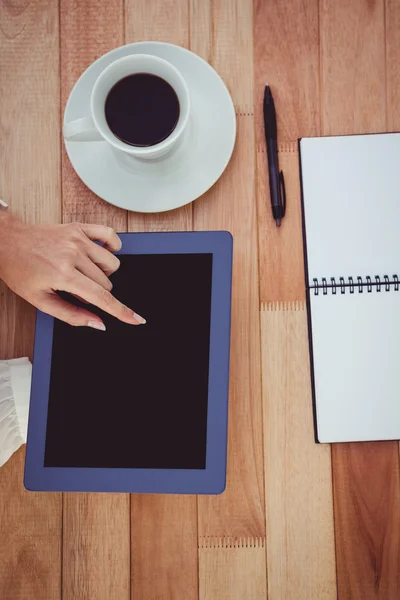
38, 292, 106, 330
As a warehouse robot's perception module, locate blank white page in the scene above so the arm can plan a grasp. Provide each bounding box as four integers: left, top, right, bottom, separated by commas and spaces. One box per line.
300, 133, 400, 283
310, 290, 400, 442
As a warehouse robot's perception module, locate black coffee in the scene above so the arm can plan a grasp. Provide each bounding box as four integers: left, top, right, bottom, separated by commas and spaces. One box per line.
105, 73, 180, 147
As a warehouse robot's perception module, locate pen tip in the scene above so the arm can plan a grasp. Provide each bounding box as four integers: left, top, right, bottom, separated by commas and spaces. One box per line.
276, 218, 281, 228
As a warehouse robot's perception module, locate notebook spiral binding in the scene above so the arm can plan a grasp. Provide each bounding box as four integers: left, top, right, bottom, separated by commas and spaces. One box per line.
312, 275, 400, 296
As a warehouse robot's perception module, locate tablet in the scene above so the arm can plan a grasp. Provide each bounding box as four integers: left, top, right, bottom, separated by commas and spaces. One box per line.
25, 231, 232, 494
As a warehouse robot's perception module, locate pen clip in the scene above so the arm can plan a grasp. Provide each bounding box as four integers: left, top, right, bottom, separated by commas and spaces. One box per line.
279, 171, 286, 216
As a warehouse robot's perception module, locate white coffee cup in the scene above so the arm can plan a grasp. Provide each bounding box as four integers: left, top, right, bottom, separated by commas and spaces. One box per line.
63, 54, 190, 160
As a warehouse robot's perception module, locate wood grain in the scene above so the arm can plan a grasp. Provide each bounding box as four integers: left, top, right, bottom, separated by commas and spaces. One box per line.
1, 1, 398, 598
193, 0, 265, 542
60, 3, 131, 599
0, 1, 62, 598
320, 1, 400, 597
320, 0, 386, 136
125, 0, 189, 48
198, 539, 267, 600
254, 0, 320, 142
208, 0, 253, 113
0, 0, 61, 225
124, 3, 198, 599
254, 0, 319, 303
63, 494, 131, 600
190, 0, 253, 111
0, 287, 36, 360
386, 0, 400, 131
333, 443, 400, 599
127, 207, 192, 233
256, 148, 305, 303
189, 0, 212, 63
131, 495, 198, 600
0, 449, 62, 600
60, 0, 126, 230
261, 303, 336, 599
196, 116, 265, 540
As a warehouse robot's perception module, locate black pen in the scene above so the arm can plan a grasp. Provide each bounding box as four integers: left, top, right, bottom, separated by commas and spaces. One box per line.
263, 84, 286, 227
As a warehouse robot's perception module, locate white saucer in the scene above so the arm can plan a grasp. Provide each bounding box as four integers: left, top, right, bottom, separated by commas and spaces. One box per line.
64, 42, 236, 213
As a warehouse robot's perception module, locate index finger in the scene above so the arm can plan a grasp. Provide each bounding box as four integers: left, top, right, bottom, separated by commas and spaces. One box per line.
79, 223, 122, 252
68, 272, 146, 325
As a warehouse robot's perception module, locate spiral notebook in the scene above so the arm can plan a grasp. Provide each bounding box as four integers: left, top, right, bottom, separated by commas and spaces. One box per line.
299, 132, 400, 443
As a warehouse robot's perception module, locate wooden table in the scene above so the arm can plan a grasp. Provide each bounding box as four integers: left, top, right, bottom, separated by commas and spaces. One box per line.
1, 0, 399, 598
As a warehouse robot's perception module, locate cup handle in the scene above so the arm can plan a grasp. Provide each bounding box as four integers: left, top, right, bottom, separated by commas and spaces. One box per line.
63, 116, 103, 142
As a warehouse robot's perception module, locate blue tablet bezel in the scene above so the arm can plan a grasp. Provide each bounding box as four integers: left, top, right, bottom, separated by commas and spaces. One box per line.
24, 231, 233, 494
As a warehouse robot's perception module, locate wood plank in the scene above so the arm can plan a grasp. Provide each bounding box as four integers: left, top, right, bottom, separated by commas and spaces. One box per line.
256, 148, 305, 303
386, 0, 400, 131
0, 0, 61, 225
0, 1, 62, 598
320, 1, 400, 598
215, 0, 253, 113
61, 0, 126, 230
124, 4, 198, 599
63, 494, 131, 600
254, 0, 319, 303
0, 287, 36, 360
199, 538, 267, 600
60, 3, 131, 599
127, 208, 192, 233
193, 0, 265, 541
320, 0, 386, 136
131, 495, 198, 600
189, 0, 211, 63
333, 443, 400, 599
199, 0, 253, 114
125, 0, 189, 48
190, 0, 253, 110
195, 117, 265, 539
0, 449, 62, 600
254, 0, 320, 143
261, 303, 336, 599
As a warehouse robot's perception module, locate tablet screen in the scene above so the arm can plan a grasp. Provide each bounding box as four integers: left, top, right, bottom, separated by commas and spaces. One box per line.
44, 253, 213, 470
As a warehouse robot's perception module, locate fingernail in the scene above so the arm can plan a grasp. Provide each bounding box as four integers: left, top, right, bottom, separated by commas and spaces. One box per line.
132, 312, 146, 325
88, 321, 106, 331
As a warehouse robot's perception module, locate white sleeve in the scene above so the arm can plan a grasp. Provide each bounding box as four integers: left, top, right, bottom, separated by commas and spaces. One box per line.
0, 358, 31, 467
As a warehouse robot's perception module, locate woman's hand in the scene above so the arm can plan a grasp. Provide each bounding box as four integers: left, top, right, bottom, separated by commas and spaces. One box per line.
0, 212, 145, 330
